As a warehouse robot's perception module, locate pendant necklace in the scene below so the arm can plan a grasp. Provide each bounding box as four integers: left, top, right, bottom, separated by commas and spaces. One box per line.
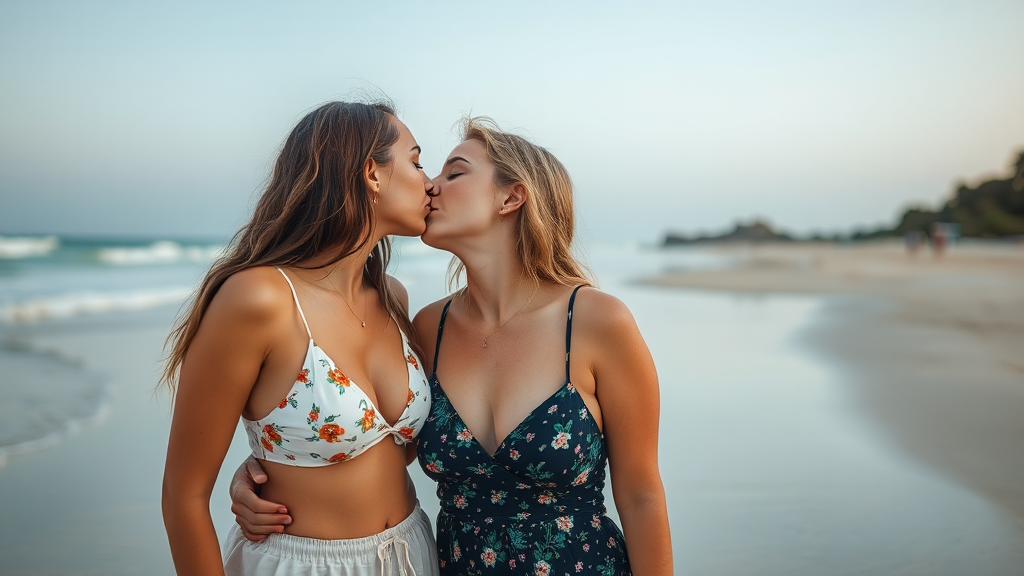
326, 273, 368, 328
464, 285, 538, 348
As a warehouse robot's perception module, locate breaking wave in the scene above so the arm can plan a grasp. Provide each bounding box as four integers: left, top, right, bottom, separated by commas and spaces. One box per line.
0, 236, 60, 259
96, 241, 225, 266
0, 287, 194, 324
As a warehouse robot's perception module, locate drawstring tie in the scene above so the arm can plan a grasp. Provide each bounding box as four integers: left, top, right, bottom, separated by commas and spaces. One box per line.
377, 535, 415, 575
386, 427, 412, 445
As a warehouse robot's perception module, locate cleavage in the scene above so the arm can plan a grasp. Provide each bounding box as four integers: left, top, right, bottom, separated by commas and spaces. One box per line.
441, 371, 566, 456
316, 336, 408, 425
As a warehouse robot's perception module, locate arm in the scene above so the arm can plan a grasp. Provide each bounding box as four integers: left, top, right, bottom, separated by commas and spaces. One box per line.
228, 456, 292, 541
586, 291, 673, 575
161, 270, 283, 575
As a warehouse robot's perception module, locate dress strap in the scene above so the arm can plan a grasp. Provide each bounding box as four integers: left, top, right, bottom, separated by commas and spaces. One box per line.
432, 299, 454, 376
274, 267, 313, 340
565, 285, 584, 383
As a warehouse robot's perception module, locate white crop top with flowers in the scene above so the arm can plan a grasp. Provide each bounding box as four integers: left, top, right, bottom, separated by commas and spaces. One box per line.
241, 268, 431, 466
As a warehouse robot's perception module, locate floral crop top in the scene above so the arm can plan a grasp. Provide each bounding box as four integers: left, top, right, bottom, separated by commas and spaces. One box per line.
241, 268, 431, 466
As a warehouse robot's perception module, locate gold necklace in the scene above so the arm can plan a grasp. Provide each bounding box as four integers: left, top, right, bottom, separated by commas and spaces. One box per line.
462, 285, 538, 348
326, 273, 368, 328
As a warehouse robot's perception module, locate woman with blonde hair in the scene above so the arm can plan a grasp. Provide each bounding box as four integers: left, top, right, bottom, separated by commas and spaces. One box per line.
162, 100, 439, 575
233, 117, 673, 575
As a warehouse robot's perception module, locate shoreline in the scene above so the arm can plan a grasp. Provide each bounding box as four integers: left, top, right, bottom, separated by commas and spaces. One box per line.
643, 240, 1024, 527
0, 339, 114, 469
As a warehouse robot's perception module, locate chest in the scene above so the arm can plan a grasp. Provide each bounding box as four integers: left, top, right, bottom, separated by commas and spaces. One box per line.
434, 318, 568, 446
418, 379, 606, 491
250, 322, 413, 423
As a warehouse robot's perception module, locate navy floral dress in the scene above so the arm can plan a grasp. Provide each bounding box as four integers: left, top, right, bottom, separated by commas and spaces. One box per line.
416, 287, 631, 576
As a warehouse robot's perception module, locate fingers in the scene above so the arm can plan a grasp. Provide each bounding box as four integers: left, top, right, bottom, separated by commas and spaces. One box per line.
231, 505, 292, 530
236, 516, 279, 541
229, 486, 290, 518
245, 456, 268, 485
227, 457, 286, 543
233, 507, 290, 540
239, 527, 268, 542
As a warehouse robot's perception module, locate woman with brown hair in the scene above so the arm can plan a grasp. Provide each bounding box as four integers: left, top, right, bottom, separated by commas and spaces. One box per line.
233, 118, 673, 575
161, 100, 439, 575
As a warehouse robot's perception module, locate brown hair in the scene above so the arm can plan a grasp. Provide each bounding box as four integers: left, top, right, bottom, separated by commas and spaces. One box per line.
449, 116, 593, 290
161, 100, 415, 394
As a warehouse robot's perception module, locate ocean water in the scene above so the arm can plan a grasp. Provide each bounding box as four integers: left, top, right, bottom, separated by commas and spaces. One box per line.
0, 235, 225, 466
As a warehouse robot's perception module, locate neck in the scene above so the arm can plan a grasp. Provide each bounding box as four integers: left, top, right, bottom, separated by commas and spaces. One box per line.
297, 233, 383, 299
457, 242, 535, 326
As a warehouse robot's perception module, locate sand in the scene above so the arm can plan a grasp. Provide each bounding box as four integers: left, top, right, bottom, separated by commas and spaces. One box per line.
645, 240, 1024, 527
0, 312, 193, 575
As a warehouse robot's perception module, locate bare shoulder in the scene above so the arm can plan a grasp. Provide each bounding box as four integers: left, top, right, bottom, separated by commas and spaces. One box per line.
412, 296, 452, 337
571, 286, 639, 337
571, 287, 657, 396
411, 296, 455, 368
385, 275, 410, 313
205, 266, 293, 327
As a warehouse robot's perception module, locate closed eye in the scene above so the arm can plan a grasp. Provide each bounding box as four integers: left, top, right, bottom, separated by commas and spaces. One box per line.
446, 173, 463, 181
414, 162, 423, 169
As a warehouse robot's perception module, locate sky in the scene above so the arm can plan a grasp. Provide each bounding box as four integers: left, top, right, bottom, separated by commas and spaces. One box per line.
1, 0, 1022, 243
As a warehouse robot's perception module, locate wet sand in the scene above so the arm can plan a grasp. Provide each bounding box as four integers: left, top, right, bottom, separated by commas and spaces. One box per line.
645, 240, 1024, 528
0, 312, 196, 574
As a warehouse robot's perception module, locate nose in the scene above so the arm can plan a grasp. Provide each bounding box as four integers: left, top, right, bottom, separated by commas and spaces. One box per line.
421, 170, 435, 196
427, 175, 441, 197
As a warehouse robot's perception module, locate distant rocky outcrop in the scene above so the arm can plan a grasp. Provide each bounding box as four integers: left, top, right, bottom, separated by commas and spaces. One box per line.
857, 150, 1024, 240
664, 220, 792, 245
663, 148, 1024, 244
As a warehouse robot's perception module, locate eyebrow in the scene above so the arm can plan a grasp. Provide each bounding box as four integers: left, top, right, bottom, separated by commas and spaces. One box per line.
411, 145, 421, 153
444, 156, 471, 167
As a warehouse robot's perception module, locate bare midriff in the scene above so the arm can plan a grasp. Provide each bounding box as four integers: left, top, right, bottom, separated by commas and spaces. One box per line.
258, 440, 417, 540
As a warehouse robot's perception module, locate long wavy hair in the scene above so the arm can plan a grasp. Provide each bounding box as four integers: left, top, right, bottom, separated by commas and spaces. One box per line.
448, 117, 593, 290
161, 100, 415, 395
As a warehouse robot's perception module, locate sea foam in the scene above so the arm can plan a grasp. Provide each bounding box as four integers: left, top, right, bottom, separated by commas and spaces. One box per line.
96, 241, 224, 266
0, 236, 60, 259
0, 287, 194, 324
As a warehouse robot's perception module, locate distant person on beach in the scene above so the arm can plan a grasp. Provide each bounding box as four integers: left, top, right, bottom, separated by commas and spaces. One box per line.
904, 230, 923, 255
231, 118, 674, 575
161, 101, 439, 575
931, 223, 948, 256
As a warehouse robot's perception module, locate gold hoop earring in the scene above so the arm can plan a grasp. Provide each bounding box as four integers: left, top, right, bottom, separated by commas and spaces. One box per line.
372, 189, 379, 204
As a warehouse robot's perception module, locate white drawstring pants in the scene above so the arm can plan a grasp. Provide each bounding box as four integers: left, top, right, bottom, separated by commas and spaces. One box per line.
223, 503, 437, 576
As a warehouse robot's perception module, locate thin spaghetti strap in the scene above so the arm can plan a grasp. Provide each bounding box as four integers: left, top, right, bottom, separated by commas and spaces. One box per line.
565, 285, 584, 383
274, 267, 313, 340
432, 299, 453, 376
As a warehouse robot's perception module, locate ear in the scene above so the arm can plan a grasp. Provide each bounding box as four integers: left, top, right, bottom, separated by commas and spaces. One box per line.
364, 157, 381, 193
499, 183, 527, 215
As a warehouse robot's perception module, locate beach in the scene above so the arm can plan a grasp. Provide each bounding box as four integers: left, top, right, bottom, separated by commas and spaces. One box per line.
646, 241, 1024, 537
1, 239, 1023, 574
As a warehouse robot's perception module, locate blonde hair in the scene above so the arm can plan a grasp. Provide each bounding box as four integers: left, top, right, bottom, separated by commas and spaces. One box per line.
448, 117, 593, 290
